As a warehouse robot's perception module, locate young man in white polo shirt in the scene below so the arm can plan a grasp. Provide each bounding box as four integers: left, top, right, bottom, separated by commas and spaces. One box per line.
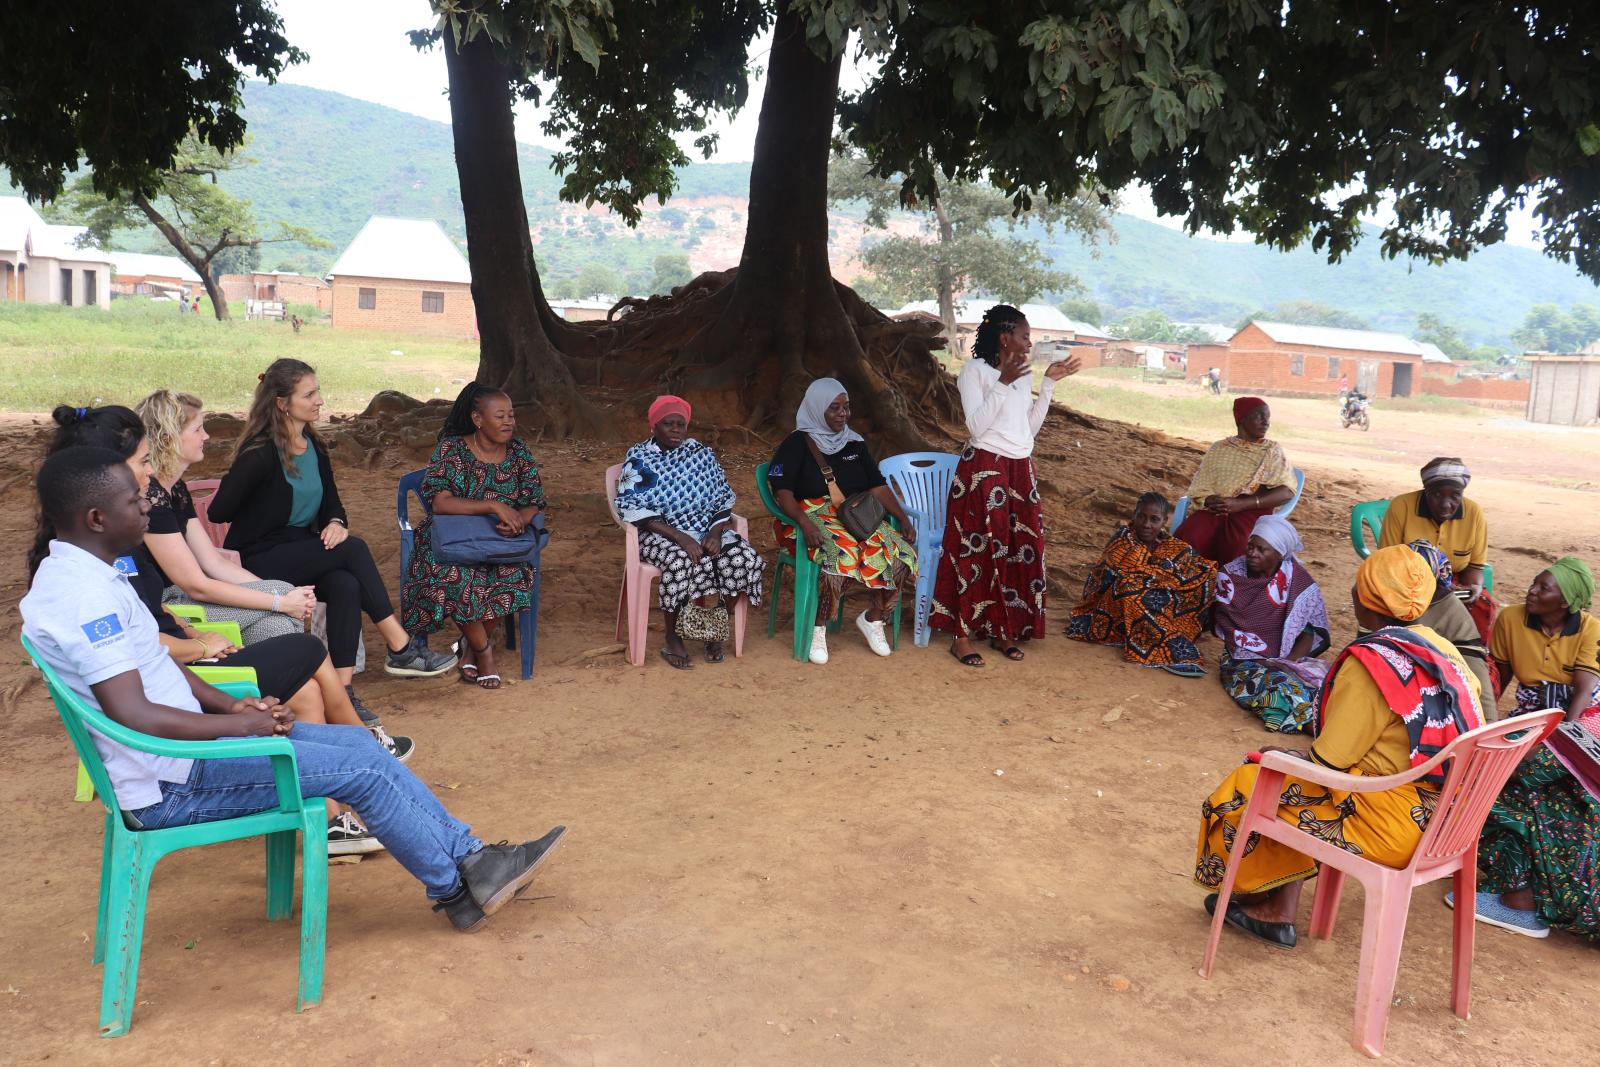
21, 447, 565, 932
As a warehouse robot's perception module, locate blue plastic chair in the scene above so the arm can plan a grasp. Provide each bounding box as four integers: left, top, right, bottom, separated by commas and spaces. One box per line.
1171, 467, 1305, 530
755, 463, 901, 661
397, 468, 543, 679
24, 635, 326, 1037
879, 452, 959, 647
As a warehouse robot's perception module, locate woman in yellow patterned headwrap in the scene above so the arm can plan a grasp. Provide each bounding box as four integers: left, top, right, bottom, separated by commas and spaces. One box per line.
1194, 545, 1484, 948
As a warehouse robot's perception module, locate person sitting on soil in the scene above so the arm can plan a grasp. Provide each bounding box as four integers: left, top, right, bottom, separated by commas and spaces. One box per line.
399, 383, 546, 689
210, 359, 457, 720
1403, 540, 1495, 704
134, 389, 317, 646
1468, 558, 1600, 940
21, 447, 567, 930
1377, 457, 1488, 603
1212, 515, 1331, 733
767, 378, 919, 665
1065, 491, 1217, 678
614, 394, 765, 670
1195, 545, 1484, 948
1173, 396, 1295, 563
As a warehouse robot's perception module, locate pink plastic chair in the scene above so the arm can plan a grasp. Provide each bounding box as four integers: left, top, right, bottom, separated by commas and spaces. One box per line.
185, 478, 241, 565
1199, 710, 1562, 1058
605, 463, 749, 667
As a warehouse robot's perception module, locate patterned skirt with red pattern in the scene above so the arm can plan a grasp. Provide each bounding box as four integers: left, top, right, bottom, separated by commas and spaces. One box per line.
928, 447, 1046, 642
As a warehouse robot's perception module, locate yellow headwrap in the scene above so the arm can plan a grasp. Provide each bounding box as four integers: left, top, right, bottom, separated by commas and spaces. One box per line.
1356, 545, 1434, 622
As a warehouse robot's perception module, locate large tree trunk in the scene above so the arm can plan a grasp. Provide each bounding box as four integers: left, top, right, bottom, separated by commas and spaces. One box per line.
674, 2, 930, 450
931, 194, 958, 358
134, 193, 232, 321
442, 26, 593, 432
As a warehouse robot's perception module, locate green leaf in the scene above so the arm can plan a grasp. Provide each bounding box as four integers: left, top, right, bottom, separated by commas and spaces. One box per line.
1579, 125, 1600, 156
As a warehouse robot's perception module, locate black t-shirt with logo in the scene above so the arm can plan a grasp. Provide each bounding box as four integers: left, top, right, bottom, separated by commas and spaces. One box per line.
767, 431, 886, 500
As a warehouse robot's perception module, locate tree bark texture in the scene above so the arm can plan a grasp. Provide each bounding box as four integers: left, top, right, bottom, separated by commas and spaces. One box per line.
442, 26, 590, 432
931, 195, 958, 358
135, 193, 231, 321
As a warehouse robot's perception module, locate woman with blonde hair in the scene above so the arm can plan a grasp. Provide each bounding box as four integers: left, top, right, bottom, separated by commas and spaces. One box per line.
210, 359, 456, 718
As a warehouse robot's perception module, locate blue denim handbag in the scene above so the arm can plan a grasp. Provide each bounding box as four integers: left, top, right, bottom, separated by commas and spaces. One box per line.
431, 513, 548, 565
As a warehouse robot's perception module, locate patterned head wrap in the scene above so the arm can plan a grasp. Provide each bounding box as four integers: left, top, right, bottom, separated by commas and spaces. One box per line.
1406, 539, 1454, 592
647, 395, 691, 429
1549, 556, 1595, 613
1356, 545, 1434, 622
1233, 396, 1268, 423
795, 377, 863, 454
1420, 456, 1471, 487
1248, 514, 1303, 559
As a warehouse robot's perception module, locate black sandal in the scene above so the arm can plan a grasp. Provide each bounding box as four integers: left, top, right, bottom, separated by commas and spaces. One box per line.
949, 643, 985, 668
989, 640, 1025, 661
704, 641, 725, 664
659, 648, 694, 671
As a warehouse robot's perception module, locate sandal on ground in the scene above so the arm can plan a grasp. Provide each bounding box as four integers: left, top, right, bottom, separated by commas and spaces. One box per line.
989, 640, 1025, 661
949, 643, 985, 668
1157, 663, 1206, 678
704, 641, 725, 664
453, 639, 480, 683
467, 641, 499, 689
659, 648, 695, 671
475, 673, 503, 690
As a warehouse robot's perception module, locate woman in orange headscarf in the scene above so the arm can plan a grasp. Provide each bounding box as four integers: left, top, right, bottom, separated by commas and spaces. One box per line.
1174, 397, 1295, 563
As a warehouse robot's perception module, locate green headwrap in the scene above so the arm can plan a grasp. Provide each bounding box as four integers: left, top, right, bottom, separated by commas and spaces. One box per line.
1550, 556, 1595, 613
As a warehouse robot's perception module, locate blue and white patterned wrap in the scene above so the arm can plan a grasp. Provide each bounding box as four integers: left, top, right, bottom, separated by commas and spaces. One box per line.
615, 438, 735, 539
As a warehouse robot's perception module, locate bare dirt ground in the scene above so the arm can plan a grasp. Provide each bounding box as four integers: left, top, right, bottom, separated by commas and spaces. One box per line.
1, 391, 1597, 1066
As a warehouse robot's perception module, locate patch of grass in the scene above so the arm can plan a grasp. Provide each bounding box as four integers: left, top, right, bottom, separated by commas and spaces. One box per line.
1046, 374, 1239, 439
0, 299, 480, 412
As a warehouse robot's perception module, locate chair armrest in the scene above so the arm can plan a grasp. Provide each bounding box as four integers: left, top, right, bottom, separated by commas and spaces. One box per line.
193, 620, 245, 647
166, 603, 207, 623
82, 710, 305, 813
731, 513, 749, 538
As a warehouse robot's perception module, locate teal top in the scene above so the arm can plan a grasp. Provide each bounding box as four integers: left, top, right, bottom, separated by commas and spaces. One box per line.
281, 445, 323, 528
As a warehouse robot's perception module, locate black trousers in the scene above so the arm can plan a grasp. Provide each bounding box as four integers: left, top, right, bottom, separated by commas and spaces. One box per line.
194, 632, 325, 702
244, 531, 395, 669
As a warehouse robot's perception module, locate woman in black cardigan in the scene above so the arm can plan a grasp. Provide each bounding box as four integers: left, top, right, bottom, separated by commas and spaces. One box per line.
211, 360, 455, 714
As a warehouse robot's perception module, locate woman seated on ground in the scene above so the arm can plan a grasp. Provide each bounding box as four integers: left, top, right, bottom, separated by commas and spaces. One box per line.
614, 395, 765, 671
1403, 540, 1495, 703
400, 383, 545, 689
1378, 457, 1489, 602
134, 389, 318, 645
1212, 515, 1331, 733
767, 378, 918, 665
1470, 557, 1600, 940
210, 359, 456, 719
35, 405, 412, 774
1065, 492, 1216, 677
1195, 546, 1484, 949
1174, 396, 1294, 563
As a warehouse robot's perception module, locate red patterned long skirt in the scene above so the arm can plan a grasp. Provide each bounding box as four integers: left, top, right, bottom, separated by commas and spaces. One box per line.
928, 446, 1047, 642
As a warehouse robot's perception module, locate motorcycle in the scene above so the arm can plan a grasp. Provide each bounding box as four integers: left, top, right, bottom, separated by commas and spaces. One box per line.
1340, 393, 1370, 431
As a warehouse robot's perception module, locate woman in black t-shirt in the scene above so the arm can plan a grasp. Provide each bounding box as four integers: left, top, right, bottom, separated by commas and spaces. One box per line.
766, 378, 917, 665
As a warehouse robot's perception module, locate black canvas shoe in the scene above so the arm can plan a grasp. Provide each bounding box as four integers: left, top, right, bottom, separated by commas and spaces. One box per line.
370, 724, 415, 764
345, 685, 381, 727
460, 827, 568, 918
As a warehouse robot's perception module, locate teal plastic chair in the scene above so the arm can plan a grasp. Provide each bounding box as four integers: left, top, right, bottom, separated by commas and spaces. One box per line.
755, 463, 901, 661
1350, 498, 1493, 592
23, 636, 327, 1037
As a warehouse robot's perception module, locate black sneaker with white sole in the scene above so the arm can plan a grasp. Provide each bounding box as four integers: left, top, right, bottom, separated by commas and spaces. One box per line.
370, 725, 415, 764
461, 827, 567, 919
345, 685, 381, 727
327, 812, 386, 856
384, 641, 458, 678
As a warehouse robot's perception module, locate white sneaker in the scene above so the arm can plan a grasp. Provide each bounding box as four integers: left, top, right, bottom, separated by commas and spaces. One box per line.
856, 611, 892, 657
808, 626, 829, 664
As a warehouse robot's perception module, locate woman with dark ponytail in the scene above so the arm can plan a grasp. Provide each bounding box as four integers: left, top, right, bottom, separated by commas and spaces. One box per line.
399, 382, 546, 688
930, 304, 1081, 667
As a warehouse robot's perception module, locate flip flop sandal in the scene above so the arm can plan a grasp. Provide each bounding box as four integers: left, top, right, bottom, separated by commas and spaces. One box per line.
949, 645, 985, 668
704, 641, 725, 664
659, 648, 695, 671
989, 641, 1025, 661
1157, 663, 1206, 678
475, 673, 502, 690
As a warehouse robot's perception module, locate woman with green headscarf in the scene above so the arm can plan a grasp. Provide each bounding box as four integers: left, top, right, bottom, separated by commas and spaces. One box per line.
1465, 557, 1600, 940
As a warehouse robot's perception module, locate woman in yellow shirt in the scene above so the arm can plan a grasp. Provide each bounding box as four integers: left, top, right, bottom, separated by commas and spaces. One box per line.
1195, 546, 1484, 948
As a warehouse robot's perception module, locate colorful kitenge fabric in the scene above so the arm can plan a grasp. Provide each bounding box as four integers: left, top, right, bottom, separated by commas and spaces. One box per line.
1065, 525, 1216, 668
1219, 656, 1328, 734
1185, 436, 1291, 499
400, 436, 546, 635
928, 447, 1047, 642
1212, 556, 1330, 731
637, 530, 765, 613
615, 438, 735, 540
774, 497, 917, 591
1514, 679, 1600, 719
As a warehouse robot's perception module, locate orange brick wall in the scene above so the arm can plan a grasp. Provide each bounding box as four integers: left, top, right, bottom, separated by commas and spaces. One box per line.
1418, 375, 1529, 405
331, 276, 476, 339
1184, 324, 1426, 397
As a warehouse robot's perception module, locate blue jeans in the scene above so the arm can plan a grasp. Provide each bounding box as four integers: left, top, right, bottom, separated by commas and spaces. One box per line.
128, 723, 481, 898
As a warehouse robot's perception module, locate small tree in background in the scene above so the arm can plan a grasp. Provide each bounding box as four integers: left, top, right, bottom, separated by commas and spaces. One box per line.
651, 253, 694, 295
1510, 303, 1600, 352
1238, 300, 1369, 331
1058, 296, 1103, 328
1107, 309, 1213, 344
574, 263, 622, 299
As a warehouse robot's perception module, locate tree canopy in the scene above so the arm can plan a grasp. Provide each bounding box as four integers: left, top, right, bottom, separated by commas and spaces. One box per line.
1510, 303, 1600, 353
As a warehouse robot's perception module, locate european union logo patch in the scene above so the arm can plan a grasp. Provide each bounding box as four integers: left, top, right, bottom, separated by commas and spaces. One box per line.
113, 554, 139, 576
81, 614, 124, 645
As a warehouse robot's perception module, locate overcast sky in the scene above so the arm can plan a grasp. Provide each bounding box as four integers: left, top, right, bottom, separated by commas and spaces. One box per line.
272, 0, 1542, 248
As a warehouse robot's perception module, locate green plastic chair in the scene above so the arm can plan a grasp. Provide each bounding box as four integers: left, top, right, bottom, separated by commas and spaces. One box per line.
1350, 497, 1493, 591
74, 665, 260, 803
755, 463, 901, 661
23, 636, 326, 1037
163, 603, 244, 648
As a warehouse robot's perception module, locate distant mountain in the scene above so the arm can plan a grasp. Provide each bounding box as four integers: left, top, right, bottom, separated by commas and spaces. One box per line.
32, 80, 1600, 346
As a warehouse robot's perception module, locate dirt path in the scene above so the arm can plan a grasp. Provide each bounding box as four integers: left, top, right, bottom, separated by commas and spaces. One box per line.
1, 396, 1597, 1065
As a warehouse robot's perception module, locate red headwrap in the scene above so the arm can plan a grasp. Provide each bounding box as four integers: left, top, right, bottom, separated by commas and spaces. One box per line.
647, 394, 691, 428
1233, 396, 1268, 423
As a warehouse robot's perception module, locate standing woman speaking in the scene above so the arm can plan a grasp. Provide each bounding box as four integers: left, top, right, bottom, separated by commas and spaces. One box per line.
209, 359, 456, 718
930, 304, 1080, 667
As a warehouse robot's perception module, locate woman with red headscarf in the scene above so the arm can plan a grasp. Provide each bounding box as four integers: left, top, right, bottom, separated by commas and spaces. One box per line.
616, 395, 766, 670
1174, 397, 1295, 563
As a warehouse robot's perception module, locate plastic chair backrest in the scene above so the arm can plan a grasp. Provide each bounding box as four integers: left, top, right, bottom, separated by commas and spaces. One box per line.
754, 463, 792, 527
187, 478, 229, 548
1351, 498, 1390, 559
880, 452, 958, 541
397, 468, 429, 578
30, 643, 124, 816
1278, 467, 1307, 519
603, 463, 626, 527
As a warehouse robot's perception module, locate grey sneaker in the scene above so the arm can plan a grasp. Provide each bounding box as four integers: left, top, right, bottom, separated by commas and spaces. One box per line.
384, 641, 458, 678
345, 685, 381, 727
461, 827, 568, 917
370, 724, 415, 764
327, 812, 386, 856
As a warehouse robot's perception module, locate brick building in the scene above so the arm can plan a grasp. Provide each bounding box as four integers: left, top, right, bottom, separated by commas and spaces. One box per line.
1186, 320, 1452, 398
219, 271, 332, 313
328, 217, 475, 339
107, 251, 201, 299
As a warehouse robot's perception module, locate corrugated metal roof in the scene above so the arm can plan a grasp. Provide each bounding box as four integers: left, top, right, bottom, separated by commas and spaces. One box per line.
109, 250, 202, 282
1245, 320, 1428, 357
328, 216, 471, 284
1414, 341, 1454, 364
0, 198, 114, 263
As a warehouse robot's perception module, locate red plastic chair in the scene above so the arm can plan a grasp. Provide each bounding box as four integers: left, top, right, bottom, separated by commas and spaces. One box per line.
1199, 710, 1562, 1058
604, 463, 748, 667
185, 478, 241, 565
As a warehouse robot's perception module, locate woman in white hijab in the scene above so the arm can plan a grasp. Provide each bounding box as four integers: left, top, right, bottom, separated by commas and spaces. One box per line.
766, 378, 919, 664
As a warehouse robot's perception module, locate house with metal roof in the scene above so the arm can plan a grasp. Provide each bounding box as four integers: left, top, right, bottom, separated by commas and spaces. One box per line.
0, 196, 113, 308
107, 251, 203, 299
1187, 319, 1451, 398
328, 216, 476, 339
